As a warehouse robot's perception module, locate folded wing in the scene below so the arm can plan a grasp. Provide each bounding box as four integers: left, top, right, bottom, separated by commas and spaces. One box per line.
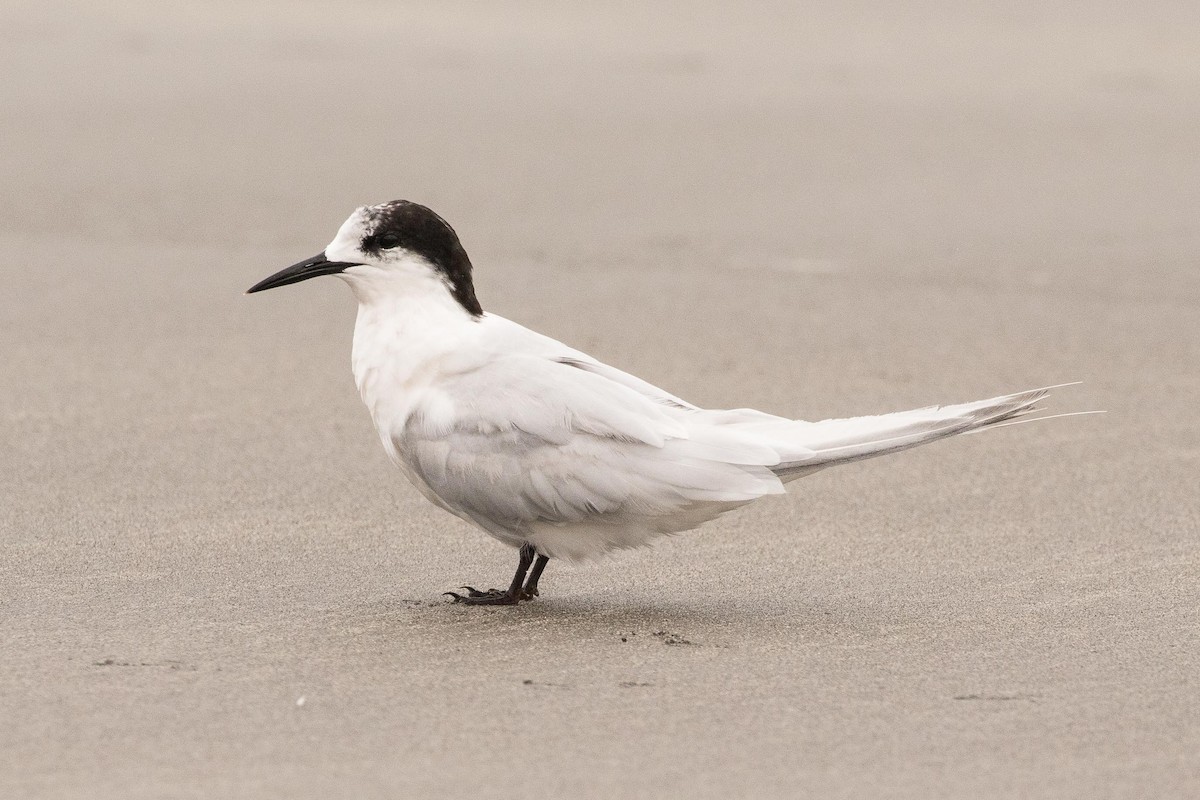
399, 353, 785, 558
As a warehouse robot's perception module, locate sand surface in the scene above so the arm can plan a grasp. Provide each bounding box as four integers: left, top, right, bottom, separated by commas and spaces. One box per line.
2, 2, 1198, 797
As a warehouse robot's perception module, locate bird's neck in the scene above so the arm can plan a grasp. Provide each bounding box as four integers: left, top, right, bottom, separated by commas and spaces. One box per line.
348, 279, 481, 436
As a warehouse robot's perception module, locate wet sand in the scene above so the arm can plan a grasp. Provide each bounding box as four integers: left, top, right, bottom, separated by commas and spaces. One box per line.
2, 2, 1198, 797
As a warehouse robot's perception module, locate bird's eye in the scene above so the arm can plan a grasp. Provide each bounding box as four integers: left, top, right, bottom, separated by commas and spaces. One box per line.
375, 233, 401, 249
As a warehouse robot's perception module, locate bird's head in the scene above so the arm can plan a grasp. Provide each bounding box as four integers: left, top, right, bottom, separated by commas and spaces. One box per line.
247, 200, 482, 316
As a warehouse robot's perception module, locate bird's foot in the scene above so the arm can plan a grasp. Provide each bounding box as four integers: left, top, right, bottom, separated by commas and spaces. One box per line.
443, 548, 548, 606
444, 586, 521, 605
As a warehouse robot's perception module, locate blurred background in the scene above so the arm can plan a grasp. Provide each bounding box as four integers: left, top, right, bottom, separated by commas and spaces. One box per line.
2, 2, 1197, 798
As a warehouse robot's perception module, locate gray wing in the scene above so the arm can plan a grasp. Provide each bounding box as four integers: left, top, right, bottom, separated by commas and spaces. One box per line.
398, 353, 785, 555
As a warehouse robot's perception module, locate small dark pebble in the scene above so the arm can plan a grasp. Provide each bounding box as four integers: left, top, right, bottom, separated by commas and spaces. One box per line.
652, 631, 693, 646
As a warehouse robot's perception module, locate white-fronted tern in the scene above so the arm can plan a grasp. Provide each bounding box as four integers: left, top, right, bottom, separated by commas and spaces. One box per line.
248, 200, 1081, 605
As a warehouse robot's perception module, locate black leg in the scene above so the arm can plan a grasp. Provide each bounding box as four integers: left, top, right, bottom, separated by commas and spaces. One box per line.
445, 544, 537, 606
521, 554, 550, 600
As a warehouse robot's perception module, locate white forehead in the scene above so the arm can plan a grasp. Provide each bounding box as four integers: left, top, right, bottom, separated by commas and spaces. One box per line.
325, 206, 373, 261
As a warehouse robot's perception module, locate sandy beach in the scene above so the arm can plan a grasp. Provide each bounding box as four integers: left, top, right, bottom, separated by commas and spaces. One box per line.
2, 2, 1198, 797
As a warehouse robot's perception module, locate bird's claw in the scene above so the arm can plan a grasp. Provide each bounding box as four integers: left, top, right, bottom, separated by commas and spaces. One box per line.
444, 587, 520, 605
442, 586, 498, 599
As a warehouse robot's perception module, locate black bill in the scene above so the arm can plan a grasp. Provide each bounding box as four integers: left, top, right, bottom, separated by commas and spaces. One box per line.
246, 253, 362, 294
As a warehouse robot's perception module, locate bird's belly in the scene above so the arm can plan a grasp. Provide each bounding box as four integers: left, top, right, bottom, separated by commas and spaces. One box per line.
521, 521, 657, 561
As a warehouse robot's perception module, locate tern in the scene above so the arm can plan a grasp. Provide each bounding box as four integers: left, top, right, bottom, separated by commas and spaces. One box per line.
248, 200, 1079, 605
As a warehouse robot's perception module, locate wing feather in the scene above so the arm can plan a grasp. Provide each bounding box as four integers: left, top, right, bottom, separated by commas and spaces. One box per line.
397, 353, 784, 556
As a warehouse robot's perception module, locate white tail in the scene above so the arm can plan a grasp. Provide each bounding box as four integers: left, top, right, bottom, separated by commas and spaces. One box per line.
770, 384, 1082, 481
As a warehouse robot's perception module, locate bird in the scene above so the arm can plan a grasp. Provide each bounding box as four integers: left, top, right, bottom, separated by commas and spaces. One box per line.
247, 199, 1080, 606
